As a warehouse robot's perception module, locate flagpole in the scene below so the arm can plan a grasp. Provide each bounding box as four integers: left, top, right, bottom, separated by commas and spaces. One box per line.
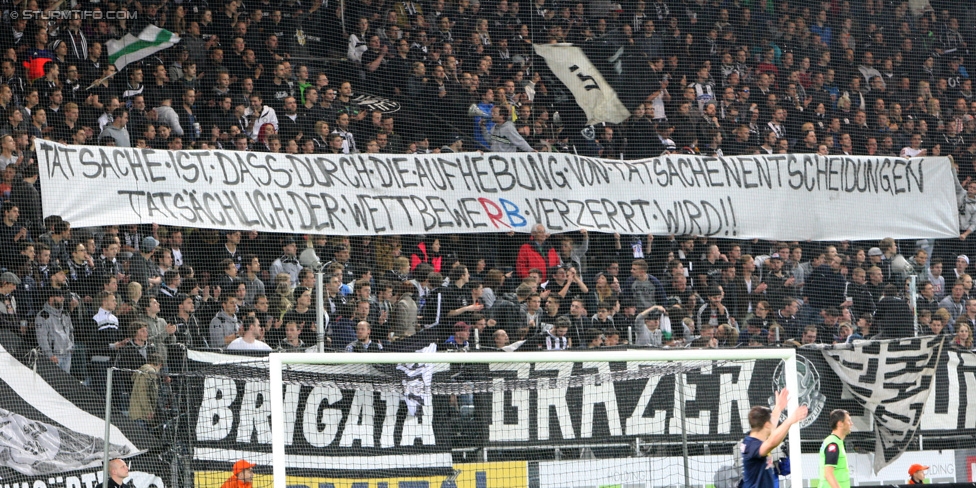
101, 367, 114, 488
86, 71, 118, 91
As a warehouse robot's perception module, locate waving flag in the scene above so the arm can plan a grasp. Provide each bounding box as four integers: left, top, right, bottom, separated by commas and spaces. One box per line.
106, 25, 181, 71
0, 343, 149, 478
533, 43, 631, 126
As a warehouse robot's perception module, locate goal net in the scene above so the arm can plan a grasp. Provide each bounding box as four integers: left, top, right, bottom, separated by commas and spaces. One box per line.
253, 349, 803, 488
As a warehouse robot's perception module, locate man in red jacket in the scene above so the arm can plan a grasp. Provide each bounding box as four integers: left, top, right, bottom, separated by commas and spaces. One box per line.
517, 225, 560, 281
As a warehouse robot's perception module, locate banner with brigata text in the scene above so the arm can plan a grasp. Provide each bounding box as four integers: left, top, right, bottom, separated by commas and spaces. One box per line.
36, 140, 958, 240
184, 340, 976, 476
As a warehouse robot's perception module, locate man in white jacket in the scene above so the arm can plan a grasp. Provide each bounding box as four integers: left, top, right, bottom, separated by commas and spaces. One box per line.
243, 93, 278, 142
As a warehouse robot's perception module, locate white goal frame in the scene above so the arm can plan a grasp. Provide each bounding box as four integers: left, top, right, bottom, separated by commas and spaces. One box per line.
269, 348, 801, 488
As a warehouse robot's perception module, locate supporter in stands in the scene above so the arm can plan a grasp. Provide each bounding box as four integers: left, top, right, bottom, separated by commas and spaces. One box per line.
117, 320, 155, 396
269, 238, 301, 286
928, 311, 950, 337
565, 298, 591, 348
493, 329, 510, 350
516, 225, 559, 281
952, 323, 973, 350
875, 284, 916, 338
140, 296, 176, 365
625, 259, 666, 310
129, 237, 162, 296
227, 315, 272, 351
444, 321, 470, 351
241, 254, 265, 306
634, 305, 667, 347
97, 107, 131, 147
172, 293, 205, 349
35, 286, 72, 373
0, 270, 20, 340
209, 294, 240, 347
346, 320, 383, 352
129, 352, 163, 429
800, 325, 820, 345
90, 291, 124, 396
0, 201, 28, 269
283, 288, 316, 344
696, 285, 731, 330
213, 258, 240, 295
65, 241, 96, 300
278, 321, 305, 352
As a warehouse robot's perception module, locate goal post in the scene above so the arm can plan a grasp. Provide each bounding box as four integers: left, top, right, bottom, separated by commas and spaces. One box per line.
270, 348, 802, 488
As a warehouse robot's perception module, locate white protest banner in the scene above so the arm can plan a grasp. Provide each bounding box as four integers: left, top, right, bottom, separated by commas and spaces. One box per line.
36, 140, 959, 240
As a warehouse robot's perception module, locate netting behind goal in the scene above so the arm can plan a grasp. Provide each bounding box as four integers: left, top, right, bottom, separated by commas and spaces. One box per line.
230, 349, 805, 488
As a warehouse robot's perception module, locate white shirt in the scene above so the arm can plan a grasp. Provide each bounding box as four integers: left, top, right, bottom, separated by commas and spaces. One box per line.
244, 105, 279, 141
226, 338, 273, 351
901, 146, 925, 157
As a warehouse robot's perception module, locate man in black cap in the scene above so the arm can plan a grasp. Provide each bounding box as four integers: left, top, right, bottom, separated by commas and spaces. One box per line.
440, 134, 465, 152
269, 237, 301, 286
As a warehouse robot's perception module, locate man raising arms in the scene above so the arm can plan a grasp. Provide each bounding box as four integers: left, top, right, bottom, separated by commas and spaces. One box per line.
742, 389, 809, 488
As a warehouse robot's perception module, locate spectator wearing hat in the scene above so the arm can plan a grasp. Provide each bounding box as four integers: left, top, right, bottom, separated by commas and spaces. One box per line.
950, 254, 970, 287
440, 134, 465, 152
269, 238, 301, 286
35, 286, 73, 373
696, 284, 732, 330
222, 460, 256, 488
129, 236, 162, 295
908, 464, 928, 484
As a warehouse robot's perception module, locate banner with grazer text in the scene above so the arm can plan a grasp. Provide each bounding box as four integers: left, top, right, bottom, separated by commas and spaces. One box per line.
182, 341, 976, 476
35, 140, 959, 240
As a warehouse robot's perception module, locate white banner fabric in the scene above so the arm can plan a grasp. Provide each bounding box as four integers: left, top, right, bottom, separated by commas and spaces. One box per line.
533, 43, 632, 126
36, 140, 959, 240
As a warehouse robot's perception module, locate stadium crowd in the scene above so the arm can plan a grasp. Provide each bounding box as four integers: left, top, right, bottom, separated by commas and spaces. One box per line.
0, 0, 972, 421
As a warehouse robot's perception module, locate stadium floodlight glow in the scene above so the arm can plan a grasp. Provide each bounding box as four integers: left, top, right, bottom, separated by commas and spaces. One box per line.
270, 348, 802, 488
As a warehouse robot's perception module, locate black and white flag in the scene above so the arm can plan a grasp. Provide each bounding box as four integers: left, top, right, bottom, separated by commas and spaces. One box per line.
821, 336, 947, 472
0, 343, 145, 478
533, 43, 631, 126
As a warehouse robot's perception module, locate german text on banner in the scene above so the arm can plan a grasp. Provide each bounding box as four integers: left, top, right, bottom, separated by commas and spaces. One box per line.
35, 140, 959, 240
